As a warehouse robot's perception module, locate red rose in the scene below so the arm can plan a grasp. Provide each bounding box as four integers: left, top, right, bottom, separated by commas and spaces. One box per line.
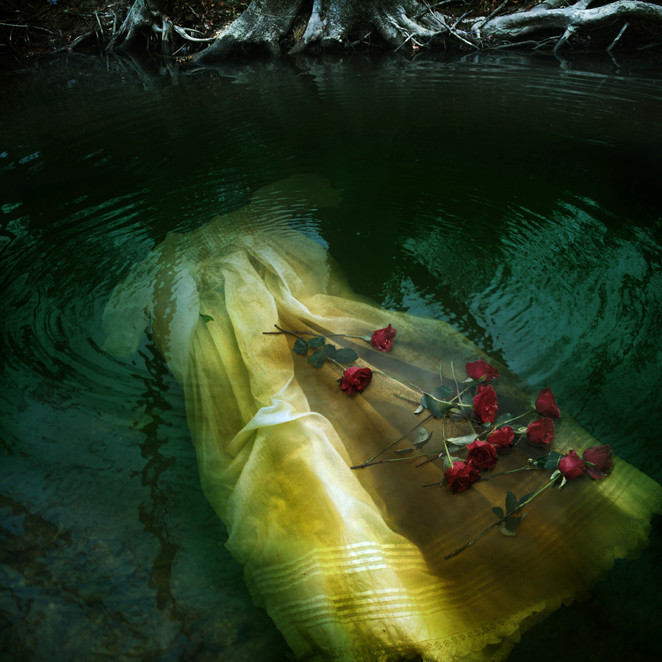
582, 444, 613, 480
473, 383, 498, 423
487, 426, 515, 453
526, 417, 555, 447
466, 359, 500, 381
466, 439, 498, 470
371, 324, 397, 352
535, 388, 560, 419
340, 366, 373, 395
559, 450, 587, 479
445, 461, 481, 493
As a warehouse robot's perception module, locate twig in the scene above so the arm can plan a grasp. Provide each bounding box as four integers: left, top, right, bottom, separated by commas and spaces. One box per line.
95, 11, 104, 36
607, 20, 628, 52
553, 23, 577, 53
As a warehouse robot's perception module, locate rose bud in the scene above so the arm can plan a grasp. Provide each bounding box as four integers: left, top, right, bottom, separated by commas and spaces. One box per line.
370, 324, 397, 352
582, 444, 613, 480
559, 450, 587, 480
445, 461, 481, 494
487, 426, 515, 453
535, 388, 560, 419
465, 359, 500, 381
340, 366, 373, 395
466, 439, 498, 470
473, 383, 498, 424
526, 417, 555, 447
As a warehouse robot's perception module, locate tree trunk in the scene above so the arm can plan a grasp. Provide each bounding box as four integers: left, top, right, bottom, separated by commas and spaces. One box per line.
191, 0, 452, 62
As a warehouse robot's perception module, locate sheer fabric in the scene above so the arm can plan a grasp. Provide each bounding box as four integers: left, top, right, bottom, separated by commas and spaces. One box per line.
103, 176, 662, 661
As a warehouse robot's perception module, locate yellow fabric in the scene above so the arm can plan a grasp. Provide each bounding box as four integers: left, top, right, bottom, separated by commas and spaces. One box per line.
103, 176, 662, 662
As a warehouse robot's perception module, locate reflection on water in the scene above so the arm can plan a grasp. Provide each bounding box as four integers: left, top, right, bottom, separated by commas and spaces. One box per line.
1, 53, 661, 660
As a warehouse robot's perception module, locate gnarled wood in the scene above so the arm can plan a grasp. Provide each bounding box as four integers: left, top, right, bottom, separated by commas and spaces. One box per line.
474, 0, 662, 43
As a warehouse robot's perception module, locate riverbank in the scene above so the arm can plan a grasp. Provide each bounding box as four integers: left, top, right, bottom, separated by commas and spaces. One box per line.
2, 1, 662, 67
0, 1, 247, 60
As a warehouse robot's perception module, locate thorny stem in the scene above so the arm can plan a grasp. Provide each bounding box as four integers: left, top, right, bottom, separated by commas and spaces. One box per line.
443, 475, 560, 560
263, 326, 368, 341
264, 324, 303, 340
351, 415, 433, 469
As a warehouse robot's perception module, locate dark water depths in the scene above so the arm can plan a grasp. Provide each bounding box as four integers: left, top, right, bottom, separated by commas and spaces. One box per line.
1, 52, 661, 661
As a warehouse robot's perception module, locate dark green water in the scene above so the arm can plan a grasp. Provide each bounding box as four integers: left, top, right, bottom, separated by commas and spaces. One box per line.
1, 52, 661, 661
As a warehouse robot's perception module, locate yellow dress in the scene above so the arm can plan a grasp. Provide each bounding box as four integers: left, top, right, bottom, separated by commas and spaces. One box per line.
103, 175, 662, 662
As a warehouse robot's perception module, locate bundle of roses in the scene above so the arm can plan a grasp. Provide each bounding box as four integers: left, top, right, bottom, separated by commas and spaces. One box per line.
265, 322, 613, 554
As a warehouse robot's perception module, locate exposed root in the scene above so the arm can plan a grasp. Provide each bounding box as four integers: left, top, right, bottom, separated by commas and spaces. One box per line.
13, 0, 660, 61
471, 0, 662, 51
192, 0, 304, 60
192, 0, 455, 61
187, 0, 662, 61
107, 0, 160, 51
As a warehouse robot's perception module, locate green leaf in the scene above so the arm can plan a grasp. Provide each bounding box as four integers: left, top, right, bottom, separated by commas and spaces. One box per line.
308, 336, 325, 349
433, 385, 454, 400
500, 517, 521, 535
447, 433, 478, 447
335, 347, 359, 364
460, 392, 474, 407
322, 344, 337, 359
495, 413, 513, 427
505, 491, 518, 514
293, 338, 309, 355
421, 394, 452, 418
492, 506, 504, 519
532, 451, 563, 470
199, 313, 214, 323
308, 350, 328, 368
414, 427, 430, 447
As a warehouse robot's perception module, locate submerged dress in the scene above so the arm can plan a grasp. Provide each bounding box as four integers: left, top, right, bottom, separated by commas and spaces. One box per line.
103, 175, 662, 662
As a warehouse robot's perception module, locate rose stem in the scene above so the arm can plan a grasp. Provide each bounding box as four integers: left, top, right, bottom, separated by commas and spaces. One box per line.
354, 453, 431, 468
489, 409, 534, 429
479, 465, 534, 482
443, 476, 559, 560
351, 415, 433, 469
262, 324, 305, 339
263, 326, 368, 341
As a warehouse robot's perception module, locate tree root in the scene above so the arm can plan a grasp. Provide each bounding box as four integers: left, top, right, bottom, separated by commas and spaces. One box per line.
102, 0, 662, 62
191, 0, 453, 62
473, 0, 662, 51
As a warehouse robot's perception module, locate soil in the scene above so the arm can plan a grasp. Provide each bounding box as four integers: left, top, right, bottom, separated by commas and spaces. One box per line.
0, 1, 249, 60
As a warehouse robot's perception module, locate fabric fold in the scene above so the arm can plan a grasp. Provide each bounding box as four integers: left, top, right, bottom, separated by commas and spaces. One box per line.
103, 175, 662, 662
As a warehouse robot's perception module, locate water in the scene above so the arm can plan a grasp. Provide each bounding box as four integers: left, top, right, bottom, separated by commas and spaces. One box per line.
1, 52, 661, 661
